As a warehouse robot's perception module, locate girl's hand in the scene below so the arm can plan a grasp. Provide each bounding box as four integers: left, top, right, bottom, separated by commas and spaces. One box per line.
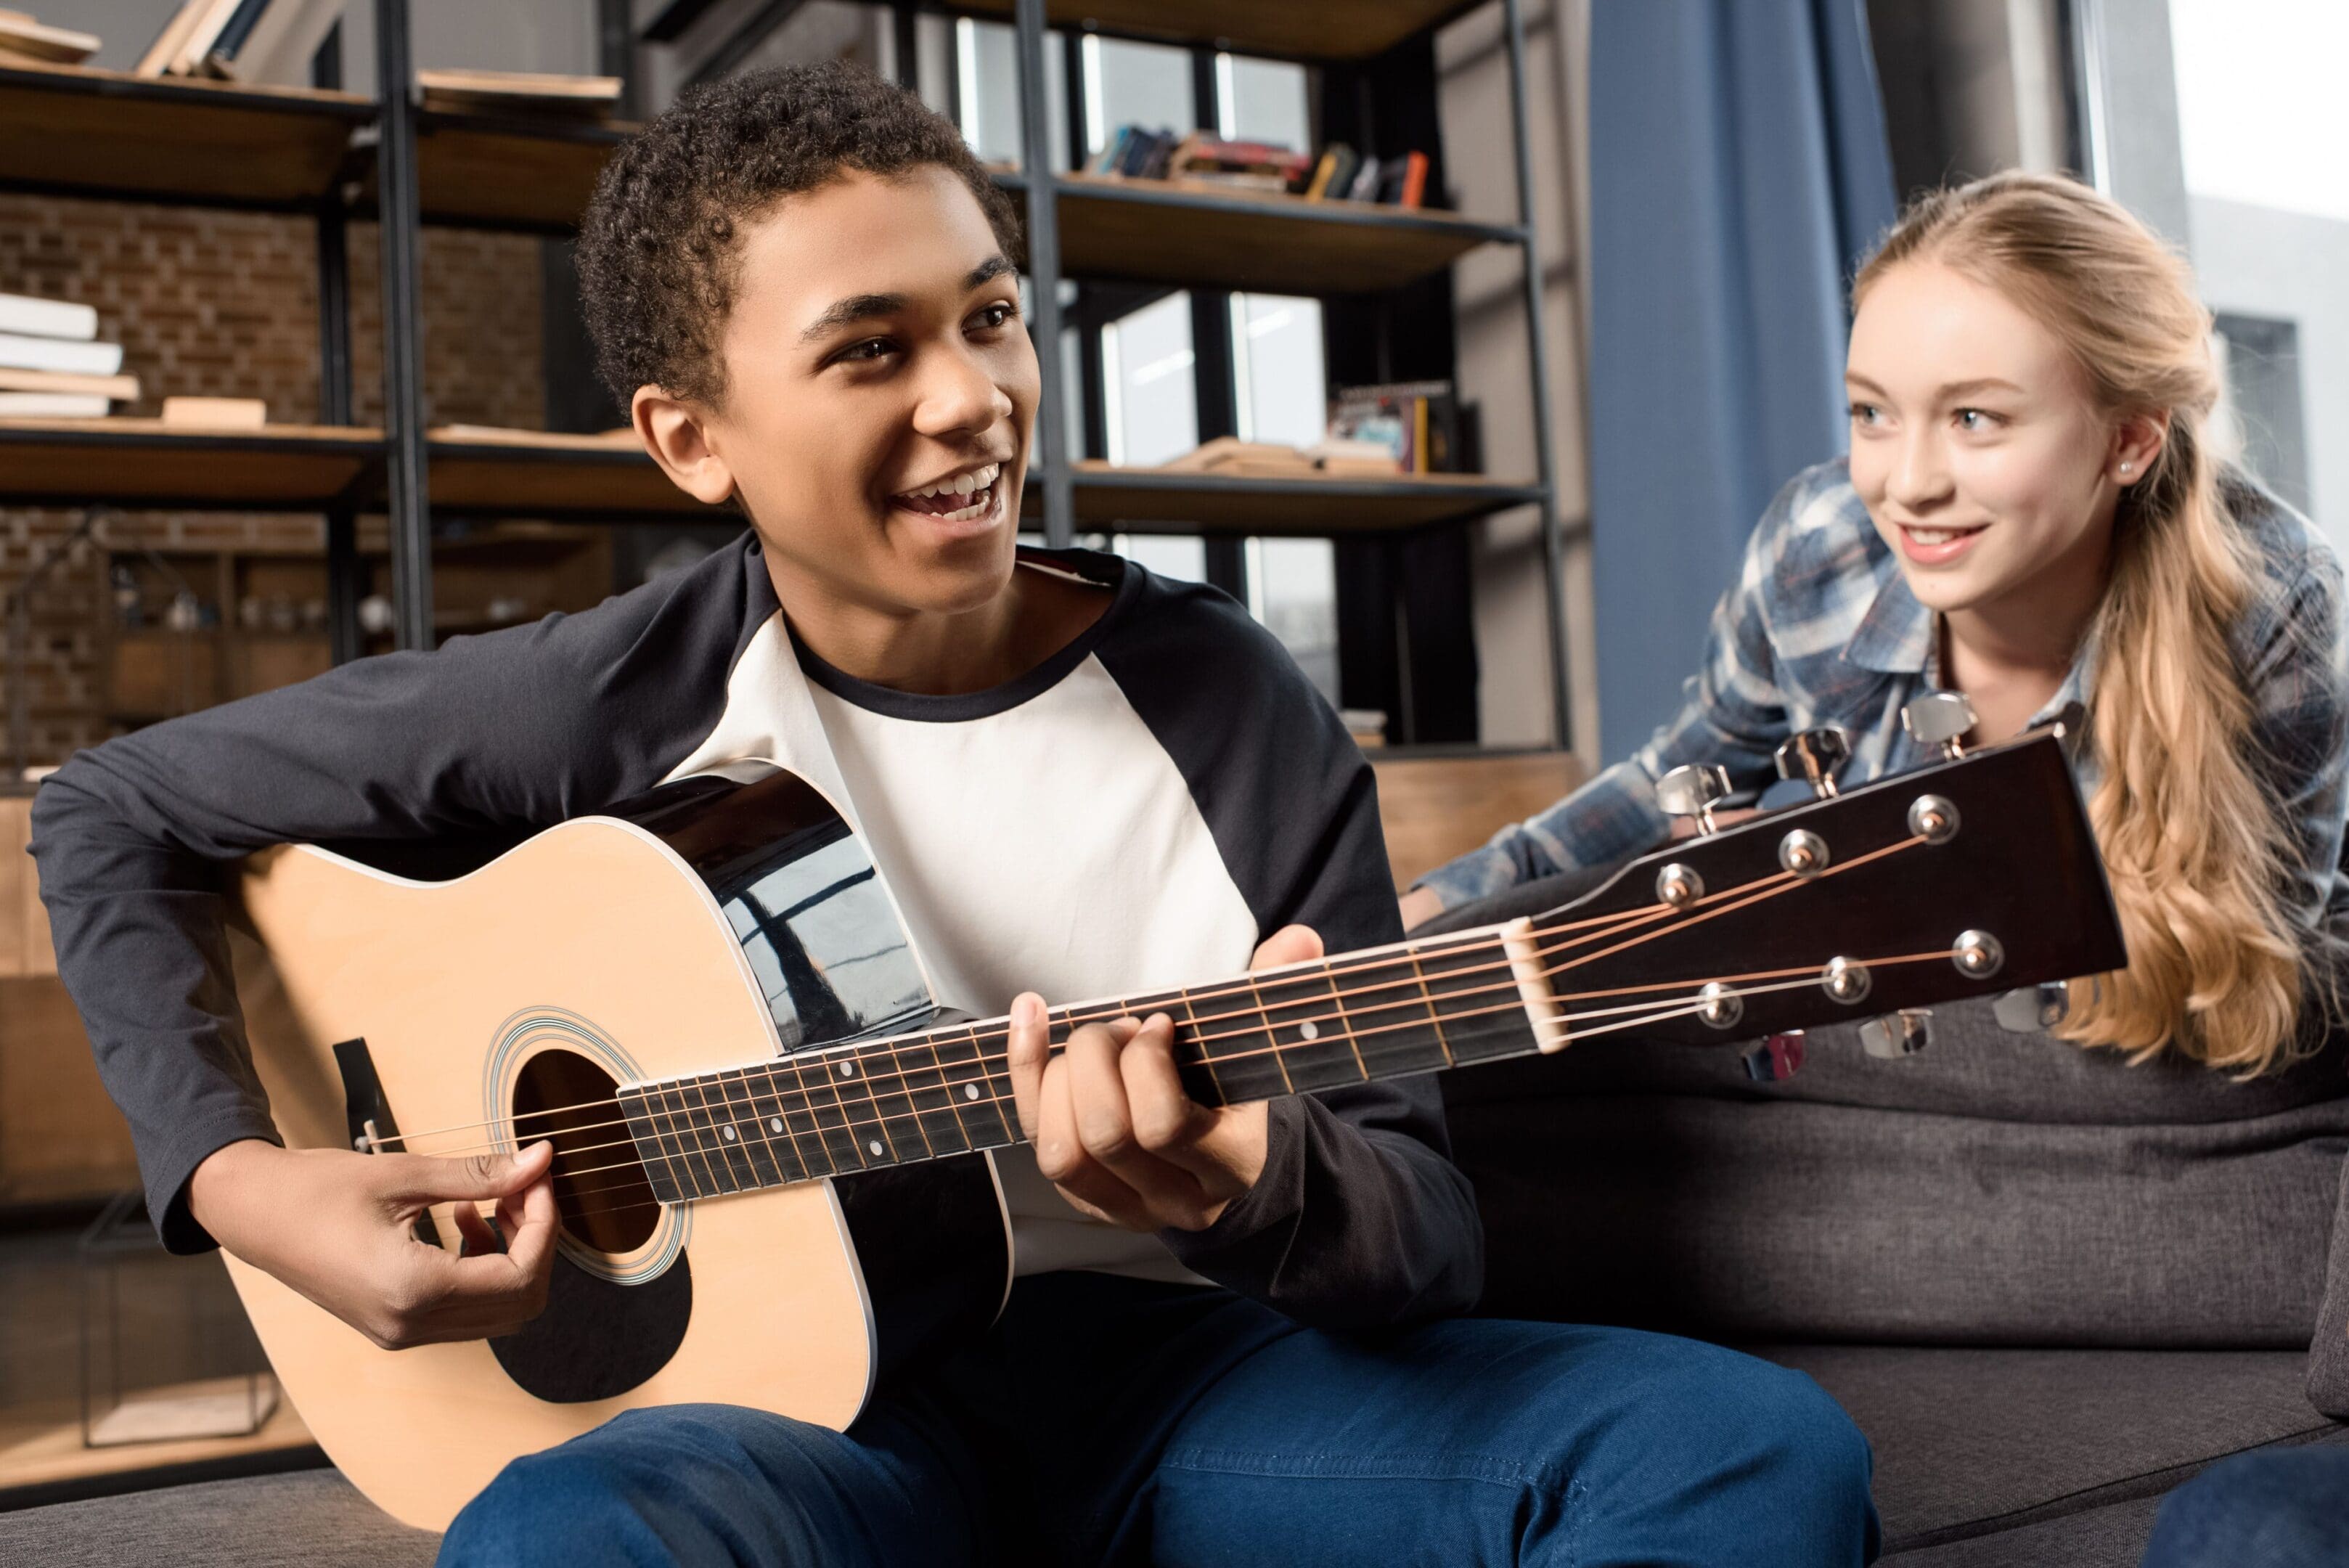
1005, 924, 1324, 1232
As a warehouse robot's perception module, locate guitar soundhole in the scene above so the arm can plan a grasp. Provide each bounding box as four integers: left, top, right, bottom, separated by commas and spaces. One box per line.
512, 1048, 658, 1256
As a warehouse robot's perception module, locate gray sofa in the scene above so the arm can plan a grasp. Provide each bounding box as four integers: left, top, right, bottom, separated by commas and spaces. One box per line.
6, 873, 2345, 1565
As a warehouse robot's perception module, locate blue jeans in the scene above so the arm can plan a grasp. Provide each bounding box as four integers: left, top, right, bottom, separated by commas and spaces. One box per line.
439, 1273, 1877, 1567
2140, 1448, 2349, 1567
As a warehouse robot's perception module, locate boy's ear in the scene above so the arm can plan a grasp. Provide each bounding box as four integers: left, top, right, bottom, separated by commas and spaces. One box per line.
633, 386, 739, 507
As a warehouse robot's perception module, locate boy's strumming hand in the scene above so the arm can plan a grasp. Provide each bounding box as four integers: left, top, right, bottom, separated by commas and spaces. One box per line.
188, 1137, 559, 1350
1007, 924, 1325, 1233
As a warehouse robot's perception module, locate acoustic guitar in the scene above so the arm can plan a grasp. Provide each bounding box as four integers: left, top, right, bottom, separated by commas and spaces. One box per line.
221, 716, 2123, 1527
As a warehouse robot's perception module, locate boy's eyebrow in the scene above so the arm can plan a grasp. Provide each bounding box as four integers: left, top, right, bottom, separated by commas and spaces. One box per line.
797, 255, 1018, 344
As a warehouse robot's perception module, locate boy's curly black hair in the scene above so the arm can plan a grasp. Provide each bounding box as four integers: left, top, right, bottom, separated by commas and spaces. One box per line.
575, 62, 1023, 415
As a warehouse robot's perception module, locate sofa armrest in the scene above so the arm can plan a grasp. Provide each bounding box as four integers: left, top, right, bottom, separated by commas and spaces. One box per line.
2310, 1156, 2349, 1418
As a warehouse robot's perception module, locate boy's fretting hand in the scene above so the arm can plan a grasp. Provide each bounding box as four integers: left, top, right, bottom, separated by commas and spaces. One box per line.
1006, 924, 1325, 1233
188, 1137, 559, 1350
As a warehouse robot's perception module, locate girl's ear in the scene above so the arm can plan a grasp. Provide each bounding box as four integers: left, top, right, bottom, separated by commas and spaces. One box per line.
634, 386, 739, 507
2111, 411, 2168, 487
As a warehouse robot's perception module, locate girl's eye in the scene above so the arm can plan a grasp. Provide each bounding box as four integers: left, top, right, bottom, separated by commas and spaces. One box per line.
1849, 401, 1883, 425
1954, 408, 1999, 432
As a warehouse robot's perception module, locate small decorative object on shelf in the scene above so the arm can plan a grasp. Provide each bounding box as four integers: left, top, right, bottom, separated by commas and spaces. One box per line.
160, 396, 269, 430
79, 1191, 279, 1448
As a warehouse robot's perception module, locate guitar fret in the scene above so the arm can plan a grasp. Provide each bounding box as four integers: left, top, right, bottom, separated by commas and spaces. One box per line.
1171, 988, 1225, 1106
891, 1032, 975, 1158
1406, 946, 1455, 1067
1249, 967, 1365, 1093
771, 1055, 840, 1179
657, 1081, 724, 1199
836, 1048, 899, 1167
741, 1063, 812, 1183
616, 1087, 685, 1204
932, 1028, 1016, 1148
682, 1074, 756, 1191
1341, 958, 1453, 1082
1414, 934, 1536, 1063
716, 1069, 787, 1188
796, 1050, 873, 1171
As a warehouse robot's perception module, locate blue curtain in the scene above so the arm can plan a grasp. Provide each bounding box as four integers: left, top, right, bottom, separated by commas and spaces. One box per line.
1586, 0, 1897, 758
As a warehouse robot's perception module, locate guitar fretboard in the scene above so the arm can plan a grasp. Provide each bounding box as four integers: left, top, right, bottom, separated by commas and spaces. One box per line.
616, 928, 1531, 1204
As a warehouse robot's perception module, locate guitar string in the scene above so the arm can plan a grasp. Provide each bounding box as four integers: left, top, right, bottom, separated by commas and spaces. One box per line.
539, 946, 1962, 1197
517, 959, 1870, 1176
367, 835, 1919, 1158
494, 956, 1958, 1223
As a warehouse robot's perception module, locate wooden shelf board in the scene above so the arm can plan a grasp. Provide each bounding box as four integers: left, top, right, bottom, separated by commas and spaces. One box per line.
948, 0, 1484, 61
0, 61, 369, 208
425, 426, 724, 518
406, 110, 637, 232
0, 1379, 314, 1500
1046, 171, 1512, 293
1053, 462, 1541, 534
0, 420, 383, 509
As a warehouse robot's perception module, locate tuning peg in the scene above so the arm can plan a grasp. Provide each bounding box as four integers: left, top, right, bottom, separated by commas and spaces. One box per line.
1655, 763, 1733, 836
1773, 727, 1852, 797
1993, 982, 2070, 1034
1740, 1031, 1806, 1082
1903, 692, 1977, 759
1859, 1008, 1932, 1058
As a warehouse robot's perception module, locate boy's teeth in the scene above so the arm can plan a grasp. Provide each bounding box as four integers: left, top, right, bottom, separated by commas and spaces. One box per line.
911, 462, 999, 499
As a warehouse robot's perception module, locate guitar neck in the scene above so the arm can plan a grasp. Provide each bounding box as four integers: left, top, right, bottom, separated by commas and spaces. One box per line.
615, 927, 1538, 1204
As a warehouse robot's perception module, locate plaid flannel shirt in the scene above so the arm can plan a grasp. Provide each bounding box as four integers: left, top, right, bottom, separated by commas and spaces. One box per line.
1418, 458, 2349, 932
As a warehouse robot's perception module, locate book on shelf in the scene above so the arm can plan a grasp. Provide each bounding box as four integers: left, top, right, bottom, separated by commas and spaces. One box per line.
1329, 380, 1466, 475
0, 366, 139, 401
0, 391, 108, 417
0, 9, 99, 66
0, 289, 97, 343
161, 396, 267, 429
0, 330, 123, 377
167, 0, 245, 77
1156, 435, 1413, 481
1344, 155, 1384, 203
417, 69, 623, 118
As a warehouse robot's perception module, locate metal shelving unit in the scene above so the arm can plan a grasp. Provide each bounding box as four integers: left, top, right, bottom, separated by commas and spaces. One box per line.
1, 0, 1573, 745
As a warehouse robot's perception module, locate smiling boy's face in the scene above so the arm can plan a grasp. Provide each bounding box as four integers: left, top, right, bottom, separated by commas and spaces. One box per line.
685, 165, 1037, 618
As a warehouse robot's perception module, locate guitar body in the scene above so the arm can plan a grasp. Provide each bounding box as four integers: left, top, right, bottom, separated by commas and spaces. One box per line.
224, 766, 1010, 1530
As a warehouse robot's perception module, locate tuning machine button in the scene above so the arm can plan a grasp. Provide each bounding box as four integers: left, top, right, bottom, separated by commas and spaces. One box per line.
1778, 828, 1829, 878
1994, 981, 2071, 1033
1860, 1009, 1932, 1058
1773, 726, 1852, 798
1655, 764, 1733, 836
1903, 691, 1978, 759
1741, 1032, 1806, 1082
1953, 929, 2004, 980
1821, 956, 1871, 1004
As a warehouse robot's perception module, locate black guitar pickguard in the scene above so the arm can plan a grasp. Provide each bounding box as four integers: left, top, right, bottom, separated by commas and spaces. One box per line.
490, 1250, 693, 1403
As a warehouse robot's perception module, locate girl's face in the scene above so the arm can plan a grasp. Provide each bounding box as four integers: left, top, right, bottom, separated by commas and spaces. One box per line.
1845, 261, 2144, 623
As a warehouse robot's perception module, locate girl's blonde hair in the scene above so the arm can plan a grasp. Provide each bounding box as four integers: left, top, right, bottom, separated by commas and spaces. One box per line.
1854, 171, 2326, 1074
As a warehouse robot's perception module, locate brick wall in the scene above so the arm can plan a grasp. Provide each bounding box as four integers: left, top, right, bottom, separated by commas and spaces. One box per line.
0, 195, 545, 768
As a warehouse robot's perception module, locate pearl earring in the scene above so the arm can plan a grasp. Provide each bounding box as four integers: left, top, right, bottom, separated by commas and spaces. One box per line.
2119, 462, 2133, 475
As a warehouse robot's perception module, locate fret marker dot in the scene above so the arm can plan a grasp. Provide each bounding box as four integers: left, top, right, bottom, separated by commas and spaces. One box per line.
722, 1126, 737, 1141
965, 1084, 980, 1101
838, 1061, 855, 1077
1299, 1021, 1320, 1040
867, 1139, 883, 1156
769, 1117, 784, 1134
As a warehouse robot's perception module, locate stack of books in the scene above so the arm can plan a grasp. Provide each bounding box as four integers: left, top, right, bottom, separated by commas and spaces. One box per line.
1086, 126, 1431, 210
417, 69, 622, 120
1300, 144, 1429, 209
0, 9, 98, 67
136, 0, 307, 81
1156, 435, 1405, 480
1328, 381, 1469, 475
0, 291, 134, 420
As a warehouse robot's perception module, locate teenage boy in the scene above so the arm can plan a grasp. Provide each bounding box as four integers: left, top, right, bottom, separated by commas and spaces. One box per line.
30, 64, 1874, 1567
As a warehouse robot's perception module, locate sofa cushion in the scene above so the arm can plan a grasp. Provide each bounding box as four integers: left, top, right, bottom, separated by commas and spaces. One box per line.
1431, 871, 2349, 1352
1769, 1345, 2346, 1556
0, 1468, 437, 1568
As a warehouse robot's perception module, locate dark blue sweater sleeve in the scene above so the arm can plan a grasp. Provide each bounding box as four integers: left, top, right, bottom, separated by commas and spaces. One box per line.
28, 542, 761, 1251
1093, 568, 1485, 1326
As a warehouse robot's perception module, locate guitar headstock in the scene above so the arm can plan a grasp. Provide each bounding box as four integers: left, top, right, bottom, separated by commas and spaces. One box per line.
1529, 728, 2124, 1066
